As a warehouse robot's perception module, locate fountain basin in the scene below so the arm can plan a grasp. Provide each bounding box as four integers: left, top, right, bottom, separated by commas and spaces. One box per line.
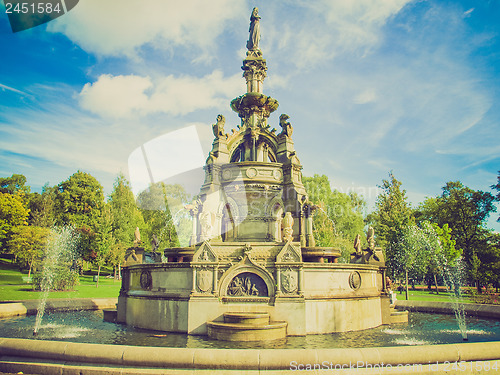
207, 312, 287, 341
1, 337, 499, 374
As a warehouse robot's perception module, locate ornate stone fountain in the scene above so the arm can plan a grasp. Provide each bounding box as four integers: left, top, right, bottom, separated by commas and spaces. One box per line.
116, 7, 402, 340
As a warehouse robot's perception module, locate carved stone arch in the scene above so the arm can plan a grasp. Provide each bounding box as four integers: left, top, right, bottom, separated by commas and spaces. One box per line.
227, 134, 245, 163
266, 196, 284, 217
217, 197, 239, 242
267, 196, 284, 242
257, 132, 278, 156
219, 254, 275, 298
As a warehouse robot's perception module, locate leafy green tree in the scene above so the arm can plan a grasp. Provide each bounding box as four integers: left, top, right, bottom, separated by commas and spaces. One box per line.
368, 172, 414, 274
94, 203, 113, 287
54, 171, 104, 228
0, 192, 29, 251
32, 226, 80, 292
28, 184, 57, 227
137, 183, 191, 248
8, 226, 50, 277
492, 171, 500, 222
432, 223, 460, 267
303, 175, 366, 247
416, 181, 496, 287
54, 171, 105, 263
0, 174, 30, 195
109, 174, 145, 248
390, 224, 432, 299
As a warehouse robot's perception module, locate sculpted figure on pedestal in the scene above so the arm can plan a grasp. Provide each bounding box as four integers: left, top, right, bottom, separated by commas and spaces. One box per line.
247, 7, 261, 51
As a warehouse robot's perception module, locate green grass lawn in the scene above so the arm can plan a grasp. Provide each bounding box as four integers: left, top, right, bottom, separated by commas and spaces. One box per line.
392, 289, 472, 303
0, 259, 121, 301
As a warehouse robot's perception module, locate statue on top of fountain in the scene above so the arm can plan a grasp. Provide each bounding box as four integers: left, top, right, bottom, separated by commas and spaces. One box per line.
247, 7, 261, 57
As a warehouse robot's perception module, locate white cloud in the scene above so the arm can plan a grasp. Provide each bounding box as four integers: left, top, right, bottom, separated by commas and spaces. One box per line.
354, 88, 377, 104
0, 83, 29, 96
47, 0, 247, 58
78, 71, 244, 118
264, 0, 412, 69
79, 74, 152, 118
463, 8, 474, 17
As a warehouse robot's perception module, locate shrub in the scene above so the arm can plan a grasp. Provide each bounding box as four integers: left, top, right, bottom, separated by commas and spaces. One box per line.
466, 287, 500, 305
32, 269, 79, 291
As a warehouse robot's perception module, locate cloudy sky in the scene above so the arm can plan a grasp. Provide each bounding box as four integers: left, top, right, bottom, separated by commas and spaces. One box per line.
0, 0, 499, 231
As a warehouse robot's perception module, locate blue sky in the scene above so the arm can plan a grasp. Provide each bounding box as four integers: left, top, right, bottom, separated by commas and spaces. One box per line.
0, 0, 499, 231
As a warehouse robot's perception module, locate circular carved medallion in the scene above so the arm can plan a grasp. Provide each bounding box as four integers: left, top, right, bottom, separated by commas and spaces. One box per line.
349, 271, 361, 290
140, 270, 152, 290
222, 169, 232, 180
246, 167, 258, 178
273, 169, 282, 180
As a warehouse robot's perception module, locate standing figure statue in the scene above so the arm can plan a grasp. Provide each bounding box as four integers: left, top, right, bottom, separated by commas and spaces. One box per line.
133, 227, 141, 246
247, 7, 261, 51
151, 234, 159, 252
282, 212, 294, 242
353, 234, 362, 256
366, 226, 375, 251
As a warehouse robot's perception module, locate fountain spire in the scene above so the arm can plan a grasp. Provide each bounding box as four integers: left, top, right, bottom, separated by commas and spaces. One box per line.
230, 8, 278, 140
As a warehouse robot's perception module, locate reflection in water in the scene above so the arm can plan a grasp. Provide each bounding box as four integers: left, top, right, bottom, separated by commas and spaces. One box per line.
0, 311, 499, 349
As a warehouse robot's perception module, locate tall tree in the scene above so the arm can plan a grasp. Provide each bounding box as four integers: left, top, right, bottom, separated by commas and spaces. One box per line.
0, 192, 29, 251
94, 203, 113, 287
303, 174, 366, 243
368, 172, 414, 273
0, 174, 30, 195
137, 182, 191, 248
54, 171, 105, 263
109, 174, 145, 247
28, 184, 57, 227
416, 181, 496, 287
54, 171, 104, 227
492, 170, 500, 222
108, 174, 145, 277
8, 226, 50, 278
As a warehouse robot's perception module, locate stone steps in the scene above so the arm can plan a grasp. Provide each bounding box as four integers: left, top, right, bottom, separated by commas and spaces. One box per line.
207, 312, 287, 341
390, 306, 409, 324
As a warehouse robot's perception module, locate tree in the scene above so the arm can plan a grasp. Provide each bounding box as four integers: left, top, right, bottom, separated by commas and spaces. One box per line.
303, 175, 365, 243
492, 171, 500, 222
416, 181, 496, 288
109, 174, 145, 248
136, 182, 191, 248
32, 226, 80, 292
54, 171, 105, 263
368, 172, 414, 274
0, 192, 29, 251
8, 226, 50, 277
390, 224, 432, 299
28, 184, 56, 227
0, 174, 30, 195
94, 203, 113, 287
54, 171, 104, 228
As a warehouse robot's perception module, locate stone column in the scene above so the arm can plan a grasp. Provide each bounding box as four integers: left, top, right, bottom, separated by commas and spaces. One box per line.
189, 211, 198, 246
298, 267, 304, 294
191, 267, 197, 294
276, 267, 281, 296
213, 266, 218, 295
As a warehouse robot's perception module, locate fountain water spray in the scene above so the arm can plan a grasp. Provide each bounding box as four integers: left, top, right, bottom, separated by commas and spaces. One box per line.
33, 226, 79, 336
396, 223, 468, 341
